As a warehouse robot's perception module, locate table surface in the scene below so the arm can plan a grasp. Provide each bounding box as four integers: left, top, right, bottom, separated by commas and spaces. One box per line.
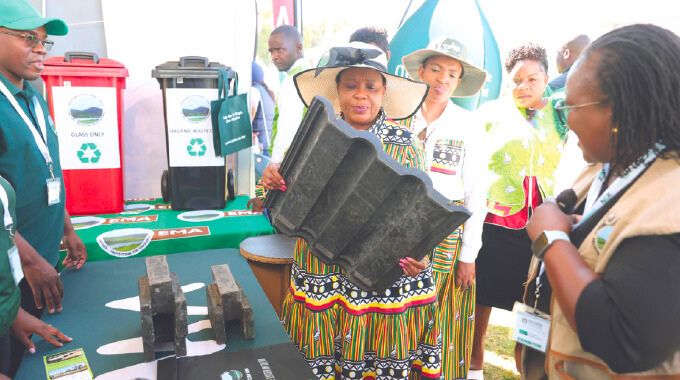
16, 248, 293, 380
66, 196, 275, 263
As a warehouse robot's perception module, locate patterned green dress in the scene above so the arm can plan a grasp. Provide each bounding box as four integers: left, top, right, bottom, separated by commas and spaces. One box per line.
280, 113, 442, 380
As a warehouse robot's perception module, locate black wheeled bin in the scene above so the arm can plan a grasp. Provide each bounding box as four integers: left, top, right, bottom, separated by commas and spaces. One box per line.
152, 56, 236, 210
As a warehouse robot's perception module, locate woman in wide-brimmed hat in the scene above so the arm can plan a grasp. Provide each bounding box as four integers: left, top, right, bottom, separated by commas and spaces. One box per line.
263, 42, 442, 380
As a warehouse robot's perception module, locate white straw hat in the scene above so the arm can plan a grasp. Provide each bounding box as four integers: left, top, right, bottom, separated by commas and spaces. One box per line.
402, 37, 488, 97
294, 42, 428, 120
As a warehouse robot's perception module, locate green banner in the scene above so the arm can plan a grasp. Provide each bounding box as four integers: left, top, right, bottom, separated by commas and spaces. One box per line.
63, 196, 275, 263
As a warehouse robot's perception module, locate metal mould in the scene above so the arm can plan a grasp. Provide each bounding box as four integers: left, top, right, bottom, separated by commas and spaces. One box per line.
264, 96, 470, 291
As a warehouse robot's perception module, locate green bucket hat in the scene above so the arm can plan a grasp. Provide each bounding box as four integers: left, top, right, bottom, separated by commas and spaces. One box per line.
0, 0, 68, 36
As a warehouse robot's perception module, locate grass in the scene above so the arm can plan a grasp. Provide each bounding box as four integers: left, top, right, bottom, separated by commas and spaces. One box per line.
486, 325, 516, 361
483, 325, 520, 380
483, 363, 521, 380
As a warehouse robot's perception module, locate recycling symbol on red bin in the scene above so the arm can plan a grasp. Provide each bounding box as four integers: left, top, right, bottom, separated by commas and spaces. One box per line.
77, 142, 101, 163
187, 138, 207, 157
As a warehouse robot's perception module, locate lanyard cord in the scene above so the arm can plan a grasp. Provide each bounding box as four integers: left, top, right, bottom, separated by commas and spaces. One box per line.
0, 183, 14, 239
0, 80, 54, 177
533, 143, 665, 305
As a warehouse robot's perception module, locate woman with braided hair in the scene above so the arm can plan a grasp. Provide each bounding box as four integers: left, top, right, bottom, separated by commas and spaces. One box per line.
527, 23, 680, 379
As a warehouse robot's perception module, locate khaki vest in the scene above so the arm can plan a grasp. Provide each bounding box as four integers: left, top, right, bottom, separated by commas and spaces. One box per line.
548, 157, 680, 379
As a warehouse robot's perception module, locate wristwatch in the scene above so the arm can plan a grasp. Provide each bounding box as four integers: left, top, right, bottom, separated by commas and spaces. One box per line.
531, 230, 570, 260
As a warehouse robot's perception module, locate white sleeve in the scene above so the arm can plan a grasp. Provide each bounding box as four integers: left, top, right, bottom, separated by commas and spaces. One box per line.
270, 76, 305, 163
249, 87, 262, 122
458, 126, 490, 263
553, 130, 588, 194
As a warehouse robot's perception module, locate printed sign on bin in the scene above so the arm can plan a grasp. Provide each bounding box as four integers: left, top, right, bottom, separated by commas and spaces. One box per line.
51, 86, 121, 170
165, 88, 224, 167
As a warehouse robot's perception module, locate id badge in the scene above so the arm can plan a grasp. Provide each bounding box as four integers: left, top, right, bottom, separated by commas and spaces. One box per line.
512, 302, 550, 352
8, 245, 24, 286
47, 177, 61, 206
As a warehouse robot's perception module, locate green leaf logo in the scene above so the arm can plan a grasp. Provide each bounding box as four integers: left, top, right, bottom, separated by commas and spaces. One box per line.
187, 138, 207, 157
77, 142, 102, 163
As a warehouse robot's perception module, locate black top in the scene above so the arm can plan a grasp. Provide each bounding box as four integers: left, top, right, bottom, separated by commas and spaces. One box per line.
576, 233, 680, 373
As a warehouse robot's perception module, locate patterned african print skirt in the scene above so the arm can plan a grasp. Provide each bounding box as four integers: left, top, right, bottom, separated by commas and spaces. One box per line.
431, 228, 476, 379
281, 239, 442, 380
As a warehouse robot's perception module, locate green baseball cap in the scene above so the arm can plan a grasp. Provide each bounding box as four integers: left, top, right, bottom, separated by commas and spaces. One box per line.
0, 0, 68, 36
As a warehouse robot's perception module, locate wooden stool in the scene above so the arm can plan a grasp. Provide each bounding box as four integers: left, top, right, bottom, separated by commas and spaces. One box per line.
239, 234, 296, 317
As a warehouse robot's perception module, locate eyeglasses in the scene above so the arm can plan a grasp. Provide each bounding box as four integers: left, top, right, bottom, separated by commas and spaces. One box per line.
554, 99, 602, 117
0, 30, 54, 51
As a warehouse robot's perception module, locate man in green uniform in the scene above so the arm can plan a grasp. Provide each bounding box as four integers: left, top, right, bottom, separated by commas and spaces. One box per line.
0, 175, 72, 378
0, 0, 87, 374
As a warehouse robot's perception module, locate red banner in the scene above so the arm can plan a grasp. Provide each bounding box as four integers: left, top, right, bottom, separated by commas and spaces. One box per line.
272, 0, 295, 27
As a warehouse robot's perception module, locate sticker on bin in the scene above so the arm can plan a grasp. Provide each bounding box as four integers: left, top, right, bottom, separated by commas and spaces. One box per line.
51, 86, 121, 170
165, 88, 225, 167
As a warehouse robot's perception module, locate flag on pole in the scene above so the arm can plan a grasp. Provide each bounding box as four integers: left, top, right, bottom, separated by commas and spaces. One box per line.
388, 0, 502, 110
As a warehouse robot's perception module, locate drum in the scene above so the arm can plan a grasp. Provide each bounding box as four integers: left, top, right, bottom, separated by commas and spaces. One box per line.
239, 234, 296, 317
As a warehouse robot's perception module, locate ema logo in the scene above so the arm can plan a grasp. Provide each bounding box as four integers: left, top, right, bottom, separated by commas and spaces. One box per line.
97, 226, 211, 258
177, 209, 261, 222
71, 215, 159, 230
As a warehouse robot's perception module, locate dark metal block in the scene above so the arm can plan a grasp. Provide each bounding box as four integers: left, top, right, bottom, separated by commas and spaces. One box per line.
147, 255, 174, 314
171, 273, 187, 356
139, 256, 188, 361
263, 96, 471, 291
138, 276, 155, 362
207, 264, 255, 343
241, 296, 255, 340
206, 283, 226, 344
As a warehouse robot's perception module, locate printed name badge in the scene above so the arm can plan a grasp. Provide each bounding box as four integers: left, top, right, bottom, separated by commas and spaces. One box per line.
512, 302, 550, 352
47, 177, 61, 206
8, 245, 24, 286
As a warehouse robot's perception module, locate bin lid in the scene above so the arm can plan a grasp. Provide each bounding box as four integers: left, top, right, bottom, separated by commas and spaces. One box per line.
152, 56, 230, 79
43, 52, 128, 78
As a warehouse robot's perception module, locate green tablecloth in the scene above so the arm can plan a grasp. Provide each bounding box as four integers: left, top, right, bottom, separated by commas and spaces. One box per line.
66, 196, 275, 262
15, 248, 294, 379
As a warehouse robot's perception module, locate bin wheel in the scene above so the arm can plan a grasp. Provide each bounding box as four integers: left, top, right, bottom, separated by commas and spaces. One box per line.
227, 169, 235, 201
161, 170, 170, 203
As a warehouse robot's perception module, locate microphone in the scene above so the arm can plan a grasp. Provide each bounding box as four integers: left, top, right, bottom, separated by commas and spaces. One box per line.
556, 189, 577, 214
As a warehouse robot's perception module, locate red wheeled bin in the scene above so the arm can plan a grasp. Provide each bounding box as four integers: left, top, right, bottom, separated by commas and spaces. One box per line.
41, 52, 128, 215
